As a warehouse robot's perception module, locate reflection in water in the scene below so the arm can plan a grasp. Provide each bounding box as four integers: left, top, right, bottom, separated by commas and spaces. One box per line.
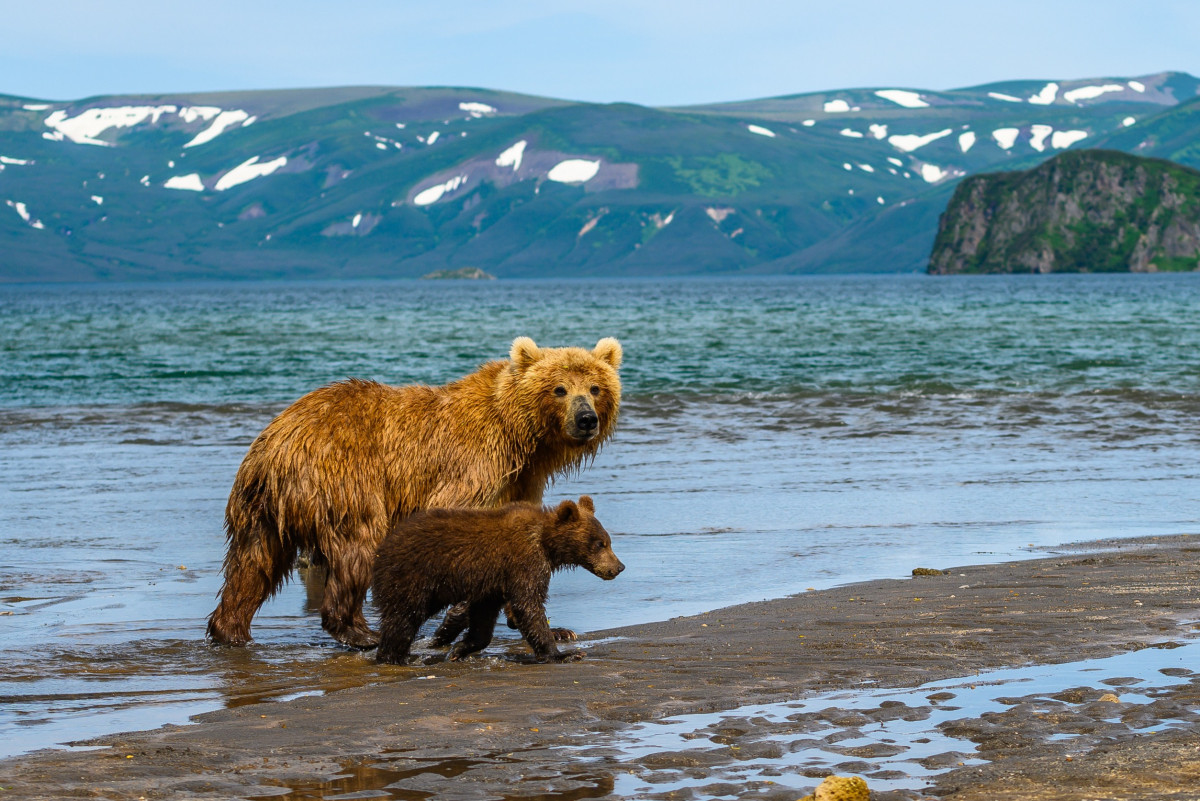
254, 753, 615, 801
601, 640, 1200, 796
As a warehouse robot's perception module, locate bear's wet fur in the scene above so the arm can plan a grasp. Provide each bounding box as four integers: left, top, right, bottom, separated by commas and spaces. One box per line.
372, 496, 624, 664
207, 337, 622, 647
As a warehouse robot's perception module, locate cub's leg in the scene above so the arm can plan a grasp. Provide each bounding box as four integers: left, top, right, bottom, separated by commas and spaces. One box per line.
430, 602, 471, 647
508, 595, 580, 663
448, 600, 502, 662
376, 605, 427, 665
503, 602, 577, 642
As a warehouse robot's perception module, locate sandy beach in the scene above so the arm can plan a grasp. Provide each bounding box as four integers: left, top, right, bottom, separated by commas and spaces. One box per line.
1, 534, 1197, 800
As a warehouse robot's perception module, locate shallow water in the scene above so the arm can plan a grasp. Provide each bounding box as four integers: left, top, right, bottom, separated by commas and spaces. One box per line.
2, 274, 1199, 757
603, 638, 1200, 796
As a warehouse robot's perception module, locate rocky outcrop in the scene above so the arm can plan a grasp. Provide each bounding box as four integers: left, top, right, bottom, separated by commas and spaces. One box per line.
929, 150, 1200, 274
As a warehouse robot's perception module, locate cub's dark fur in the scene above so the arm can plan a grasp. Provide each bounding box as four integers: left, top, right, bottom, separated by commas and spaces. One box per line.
372, 496, 623, 664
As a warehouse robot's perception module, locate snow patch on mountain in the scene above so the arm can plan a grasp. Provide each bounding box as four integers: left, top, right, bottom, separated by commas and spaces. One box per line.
988, 92, 1023, 103
0, 156, 31, 165
547, 159, 600, 183
875, 89, 928, 108
1063, 84, 1124, 104
427, 131, 441, 145
839, 128, 863, 138
1051, 129, 1088, 148
823, 99, 851, 113
920, 164, 948, 183
164, 173, 205, 191
45, 106, 177, 146
214, 156, 287, 191
1029, 124, 1053, 152
888, 128, 952, 152
496, 140, 526, 171
1128, 80, 1146, 93
958, 131, 976, 152
1028, 83, 1059, 105
992, 128, 1020, 150
869, 124, 888, 140
459, 102, 497, 117
747, 124, 775, 137
184, 110, 252, 148
6, 200, 44, 229
178, 107, 220, 123
414, 174, 467, 206
41, 105, 253, 148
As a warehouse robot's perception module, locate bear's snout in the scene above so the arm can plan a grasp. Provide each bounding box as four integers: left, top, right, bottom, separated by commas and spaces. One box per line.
575, 408, 598, 433
567, 396, 600, 440
591, 553, 625, 580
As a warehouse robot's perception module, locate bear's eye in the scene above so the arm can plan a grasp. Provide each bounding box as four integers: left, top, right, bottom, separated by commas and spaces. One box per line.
590, 385, 601, 396
554, 386, 567, 397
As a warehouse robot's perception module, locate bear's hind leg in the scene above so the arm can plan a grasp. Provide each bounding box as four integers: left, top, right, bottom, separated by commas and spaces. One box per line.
448, 601, 502, 662
207, 528, 294, 646
321, 540, 380, 649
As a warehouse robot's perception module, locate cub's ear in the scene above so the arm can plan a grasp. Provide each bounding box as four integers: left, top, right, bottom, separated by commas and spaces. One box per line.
577, 495, 595, 513
554, 499, 579, 524
510, 336, 541, 370
592, 337, 622, 369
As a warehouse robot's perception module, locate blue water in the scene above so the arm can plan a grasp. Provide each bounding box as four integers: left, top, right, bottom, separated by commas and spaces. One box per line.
2, 273, 1199, 758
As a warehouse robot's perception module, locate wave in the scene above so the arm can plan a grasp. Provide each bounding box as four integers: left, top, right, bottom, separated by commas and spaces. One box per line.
3, 387, 1199, 448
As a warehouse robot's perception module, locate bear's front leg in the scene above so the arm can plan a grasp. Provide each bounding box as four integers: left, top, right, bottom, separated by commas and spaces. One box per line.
508, 598, 581, 662
448, 601, 502, 661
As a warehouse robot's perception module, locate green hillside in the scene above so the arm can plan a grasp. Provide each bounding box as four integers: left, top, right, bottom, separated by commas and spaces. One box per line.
929, 150, 1200, 274
2, 73, 1199, 281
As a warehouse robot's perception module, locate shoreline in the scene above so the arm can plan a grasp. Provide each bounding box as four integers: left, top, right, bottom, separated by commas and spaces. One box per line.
1, 534, 1198, 800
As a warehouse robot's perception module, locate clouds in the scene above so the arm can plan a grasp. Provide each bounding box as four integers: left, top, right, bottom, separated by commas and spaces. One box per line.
2, 0, 1198, 104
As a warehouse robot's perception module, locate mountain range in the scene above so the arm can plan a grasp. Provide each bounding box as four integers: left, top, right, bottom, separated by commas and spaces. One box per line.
2, 72, 1199, 282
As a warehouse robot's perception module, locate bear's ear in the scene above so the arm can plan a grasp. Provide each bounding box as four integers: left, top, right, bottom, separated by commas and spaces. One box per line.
577, 495, 594, 514
592, 337, 622, 369
510, 337, 541, 370
554, 499, 579, 524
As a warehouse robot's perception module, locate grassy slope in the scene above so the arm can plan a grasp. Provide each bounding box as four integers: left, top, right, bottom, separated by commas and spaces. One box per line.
2, 74, 1199, 280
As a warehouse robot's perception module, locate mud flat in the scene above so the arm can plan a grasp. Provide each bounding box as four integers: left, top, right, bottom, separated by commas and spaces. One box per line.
1, 535, 1199, 800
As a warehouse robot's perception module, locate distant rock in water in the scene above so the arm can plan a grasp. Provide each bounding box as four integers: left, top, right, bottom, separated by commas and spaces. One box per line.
928, 150, 1200, 274
420, 267, 496, 280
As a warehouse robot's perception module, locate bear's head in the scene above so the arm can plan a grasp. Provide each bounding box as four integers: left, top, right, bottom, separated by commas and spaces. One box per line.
545, 495, 624, 580
507, 336, 622, 449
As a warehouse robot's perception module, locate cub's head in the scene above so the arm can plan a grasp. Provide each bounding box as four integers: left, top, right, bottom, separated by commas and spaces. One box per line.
508, 336, 622, 448
545, 495, 624, 580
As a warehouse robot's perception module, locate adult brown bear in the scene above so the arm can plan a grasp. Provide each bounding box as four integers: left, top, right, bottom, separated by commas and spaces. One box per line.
206, 337, 623, 647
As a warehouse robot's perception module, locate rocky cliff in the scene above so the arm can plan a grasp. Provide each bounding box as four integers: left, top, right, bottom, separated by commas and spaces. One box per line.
928, 150, 1200, 274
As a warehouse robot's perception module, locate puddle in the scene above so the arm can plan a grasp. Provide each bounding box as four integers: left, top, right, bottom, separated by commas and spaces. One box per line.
596, 639, 1200, 796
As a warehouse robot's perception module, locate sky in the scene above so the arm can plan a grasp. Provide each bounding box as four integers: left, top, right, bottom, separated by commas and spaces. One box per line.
3, 1, 1199, 106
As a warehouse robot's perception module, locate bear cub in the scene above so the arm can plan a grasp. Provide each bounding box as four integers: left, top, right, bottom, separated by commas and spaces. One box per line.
372, 495, 624, 664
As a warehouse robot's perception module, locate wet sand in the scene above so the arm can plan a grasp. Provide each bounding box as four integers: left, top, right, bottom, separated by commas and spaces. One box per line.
1, 534, 1198, 800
